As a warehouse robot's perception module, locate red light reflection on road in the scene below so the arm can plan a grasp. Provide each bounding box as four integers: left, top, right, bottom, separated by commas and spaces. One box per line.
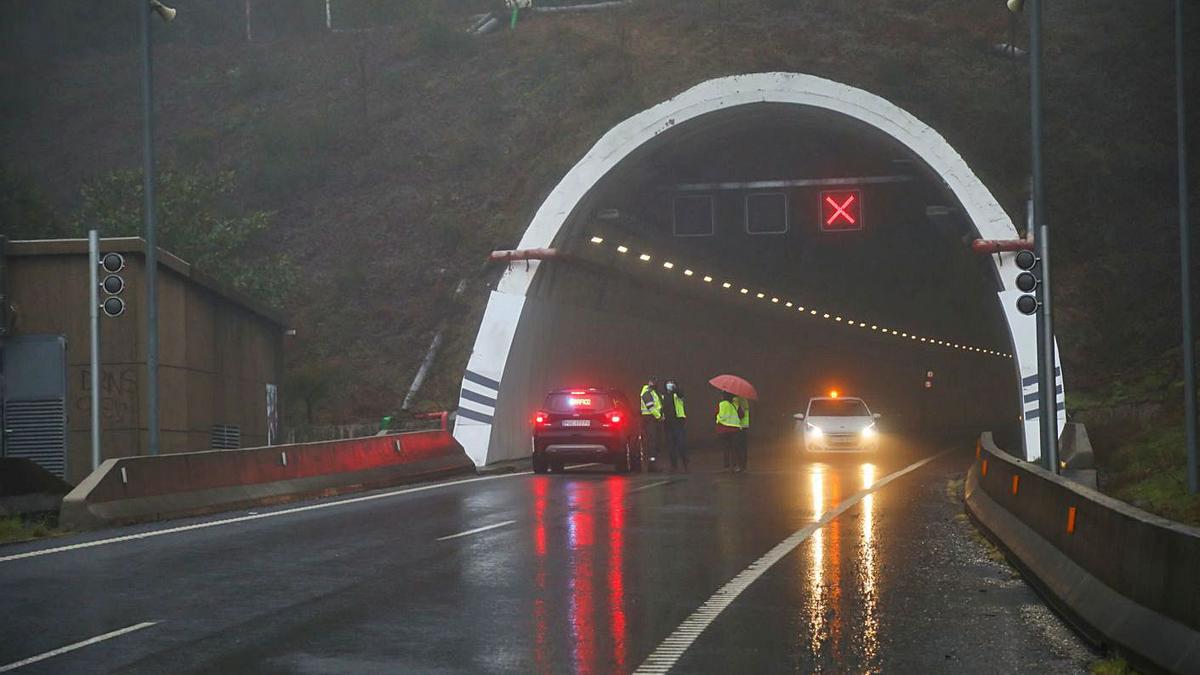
532, 478, 549, 672
528, 476, 629, 674
568, 483, 596, 674
607, 478, 628, 672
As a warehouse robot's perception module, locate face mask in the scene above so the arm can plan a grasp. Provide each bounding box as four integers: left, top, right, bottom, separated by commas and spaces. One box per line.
666, 383, 676, 392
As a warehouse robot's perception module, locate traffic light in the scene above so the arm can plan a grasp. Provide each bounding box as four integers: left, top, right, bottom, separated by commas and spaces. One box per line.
100, 252, 126, 317
1014, 249, 1039, 315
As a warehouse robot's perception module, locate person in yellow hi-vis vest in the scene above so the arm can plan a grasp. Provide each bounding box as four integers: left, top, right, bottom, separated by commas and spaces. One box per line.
732, 395, 750, 472
640, 376, 664, 472
662, 378, 688, 471
716, 392, 742, 471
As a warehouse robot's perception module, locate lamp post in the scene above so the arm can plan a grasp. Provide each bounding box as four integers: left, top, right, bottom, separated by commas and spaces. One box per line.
1176, 0, 1197, 494
141, 0, 174, 456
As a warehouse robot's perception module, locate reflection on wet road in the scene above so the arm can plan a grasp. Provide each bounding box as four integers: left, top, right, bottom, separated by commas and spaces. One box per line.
0, 436, 1092, 674
803, 461, 880, 670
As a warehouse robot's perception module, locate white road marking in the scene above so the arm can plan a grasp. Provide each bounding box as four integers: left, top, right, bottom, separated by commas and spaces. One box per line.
0, 472, 531, 565
631, 480, 672, 493
633, 450, 952, 674
436, 520, 517, 541
0, 621, 158, 672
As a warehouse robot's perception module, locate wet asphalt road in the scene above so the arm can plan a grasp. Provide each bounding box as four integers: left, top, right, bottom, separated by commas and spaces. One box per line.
0, 434, 1094, 674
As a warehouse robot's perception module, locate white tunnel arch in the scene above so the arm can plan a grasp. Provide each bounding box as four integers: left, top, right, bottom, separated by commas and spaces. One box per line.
454, 72, 1064, 465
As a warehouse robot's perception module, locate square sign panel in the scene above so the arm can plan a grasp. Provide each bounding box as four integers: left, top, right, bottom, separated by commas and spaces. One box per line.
745, 192, 789, 234
819, 189, 863, 232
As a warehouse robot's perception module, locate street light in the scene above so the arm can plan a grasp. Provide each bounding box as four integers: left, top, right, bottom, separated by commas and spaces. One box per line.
1008, 0, 1059, 472
1174, 0, 1197, 494
142, 0, 175, 456
150, 1, 176, 22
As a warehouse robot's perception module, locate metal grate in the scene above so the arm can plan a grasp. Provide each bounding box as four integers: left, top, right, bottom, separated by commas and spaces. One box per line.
210, 424, 241, 450
3, 399, 67, 477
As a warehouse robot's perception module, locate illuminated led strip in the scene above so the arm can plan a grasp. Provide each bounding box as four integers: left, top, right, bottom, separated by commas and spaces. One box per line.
588, 234, 1012, 359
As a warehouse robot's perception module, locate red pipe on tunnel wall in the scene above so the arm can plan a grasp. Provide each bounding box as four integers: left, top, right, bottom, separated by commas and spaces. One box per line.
971, 239, 1035, 254
488, 248, 562, 263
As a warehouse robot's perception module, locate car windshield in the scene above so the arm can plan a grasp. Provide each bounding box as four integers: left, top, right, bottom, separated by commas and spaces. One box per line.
545, 392, 614, 412
808, 399, 870, 416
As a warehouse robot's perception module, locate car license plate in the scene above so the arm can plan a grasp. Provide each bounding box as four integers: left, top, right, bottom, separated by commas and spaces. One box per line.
562, 420, 591, 427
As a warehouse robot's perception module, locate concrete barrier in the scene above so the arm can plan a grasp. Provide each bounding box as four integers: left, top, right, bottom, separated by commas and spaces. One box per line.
60, 426, 475, 530
966, 433, 1200, 674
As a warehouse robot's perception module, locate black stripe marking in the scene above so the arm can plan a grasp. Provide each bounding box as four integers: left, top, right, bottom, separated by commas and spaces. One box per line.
456, 407, 494, 424
1022, 367, 1061, 386
1024, 402, 1066, 420
464, 369, 501, 392
1023, 385, 1064, 403
460, 388, 498, 408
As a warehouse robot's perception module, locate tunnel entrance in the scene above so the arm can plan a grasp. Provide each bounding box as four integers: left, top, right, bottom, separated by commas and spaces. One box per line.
455, 73, 1065, 466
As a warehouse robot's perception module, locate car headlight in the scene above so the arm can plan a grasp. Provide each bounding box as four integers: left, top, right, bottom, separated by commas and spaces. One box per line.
861, 423, 876, 439
806, 423, 823, 437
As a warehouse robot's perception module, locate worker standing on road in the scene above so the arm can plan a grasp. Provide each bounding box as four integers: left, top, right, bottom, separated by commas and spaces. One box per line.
662, 378, 688, 471
640, 376, 664, 472
733, 394, 750, 472
716, 392, 742, 471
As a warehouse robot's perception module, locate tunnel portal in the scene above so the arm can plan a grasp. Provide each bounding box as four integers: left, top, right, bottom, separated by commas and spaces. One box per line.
454, 73, 1066, 466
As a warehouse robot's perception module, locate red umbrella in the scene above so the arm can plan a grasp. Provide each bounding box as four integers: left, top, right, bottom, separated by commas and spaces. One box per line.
708, 374, 759, 401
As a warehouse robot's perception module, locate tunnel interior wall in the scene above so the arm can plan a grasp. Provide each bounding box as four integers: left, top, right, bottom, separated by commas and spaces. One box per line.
482, 259, 1018, 464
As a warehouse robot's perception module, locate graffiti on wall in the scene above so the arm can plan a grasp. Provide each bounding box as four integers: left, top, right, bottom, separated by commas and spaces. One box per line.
75, 367, 138, 426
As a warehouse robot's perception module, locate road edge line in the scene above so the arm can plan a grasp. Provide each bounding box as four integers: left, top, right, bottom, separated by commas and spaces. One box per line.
1, 472, 532, 565
0, 621, 158, 672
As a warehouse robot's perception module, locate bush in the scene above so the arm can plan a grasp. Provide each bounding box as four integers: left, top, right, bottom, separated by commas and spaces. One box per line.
73, 168, 296, 310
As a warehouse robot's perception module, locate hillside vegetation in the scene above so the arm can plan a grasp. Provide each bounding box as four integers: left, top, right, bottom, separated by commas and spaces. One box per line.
1, 0, 1196, 454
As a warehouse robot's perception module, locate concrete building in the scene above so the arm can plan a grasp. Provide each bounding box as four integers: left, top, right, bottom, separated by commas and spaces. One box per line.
0, 236, 286, 484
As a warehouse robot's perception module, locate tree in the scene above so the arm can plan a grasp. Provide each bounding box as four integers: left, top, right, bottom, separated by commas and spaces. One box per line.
73, 168, 296, 310
0, 164, 63, 240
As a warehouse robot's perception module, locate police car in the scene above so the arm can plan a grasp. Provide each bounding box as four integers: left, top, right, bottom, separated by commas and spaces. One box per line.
794, 392, 881, 453
532, 388, 643, 473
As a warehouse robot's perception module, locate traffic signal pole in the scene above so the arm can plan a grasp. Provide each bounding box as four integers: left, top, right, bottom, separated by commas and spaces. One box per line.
89, 230, 102, 471
1176, 0, 1198, 494
1029, 0, 1059, 472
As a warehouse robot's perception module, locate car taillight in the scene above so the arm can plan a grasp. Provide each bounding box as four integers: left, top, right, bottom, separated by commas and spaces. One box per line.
608, 412, 622, 426
534, 411, 550, 426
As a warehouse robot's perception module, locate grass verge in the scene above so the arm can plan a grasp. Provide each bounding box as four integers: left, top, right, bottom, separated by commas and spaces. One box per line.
0, 514, 69, 545
1093, 419, 1200, 527
1090, 657, 1138, 675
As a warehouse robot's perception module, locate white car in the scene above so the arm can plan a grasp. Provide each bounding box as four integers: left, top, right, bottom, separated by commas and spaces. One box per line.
794, 396, 881, 453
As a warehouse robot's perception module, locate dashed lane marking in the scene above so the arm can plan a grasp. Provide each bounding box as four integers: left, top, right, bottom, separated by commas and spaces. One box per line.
633, 449, 953, 674
0, 621, 158, 672
436, 520, 517, 541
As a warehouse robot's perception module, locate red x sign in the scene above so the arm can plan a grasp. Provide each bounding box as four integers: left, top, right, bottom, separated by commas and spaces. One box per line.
820, 189, 863, 232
